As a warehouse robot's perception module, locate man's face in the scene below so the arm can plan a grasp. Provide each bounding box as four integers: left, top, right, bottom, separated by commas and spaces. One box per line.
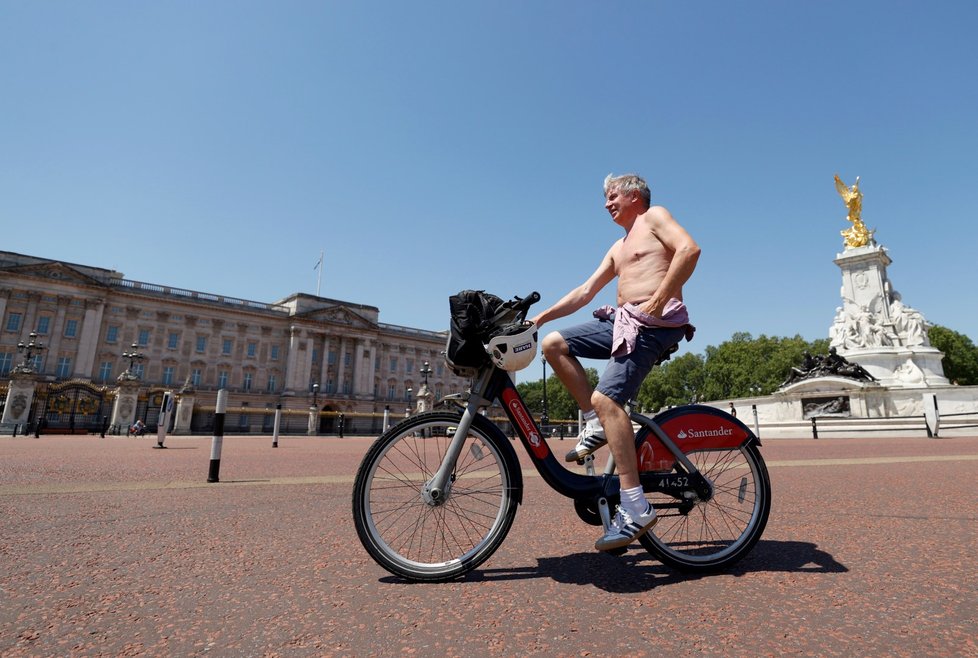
605, 186, 641, 224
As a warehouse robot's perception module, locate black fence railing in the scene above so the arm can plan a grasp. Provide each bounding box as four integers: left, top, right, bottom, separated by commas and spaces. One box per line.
935, 410, 978, 432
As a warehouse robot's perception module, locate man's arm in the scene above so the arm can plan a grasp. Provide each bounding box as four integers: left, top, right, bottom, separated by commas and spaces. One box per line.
531, 243, 618, 329
640, 206, 701, 317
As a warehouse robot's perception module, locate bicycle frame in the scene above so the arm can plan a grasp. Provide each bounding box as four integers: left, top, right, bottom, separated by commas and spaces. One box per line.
425, 365, 761, 508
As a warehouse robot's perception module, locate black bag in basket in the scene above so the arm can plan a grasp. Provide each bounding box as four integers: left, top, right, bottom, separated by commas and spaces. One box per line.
446, 290, 504, 372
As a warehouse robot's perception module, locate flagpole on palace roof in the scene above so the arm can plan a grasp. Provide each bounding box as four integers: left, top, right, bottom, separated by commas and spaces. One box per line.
314, 249, 324, 297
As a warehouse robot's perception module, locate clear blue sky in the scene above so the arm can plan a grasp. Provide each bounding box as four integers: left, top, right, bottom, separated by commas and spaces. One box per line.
2, 1, 976, 362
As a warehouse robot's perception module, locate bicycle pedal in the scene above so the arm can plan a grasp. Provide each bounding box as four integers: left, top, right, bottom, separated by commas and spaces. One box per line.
576, 458, 586, 466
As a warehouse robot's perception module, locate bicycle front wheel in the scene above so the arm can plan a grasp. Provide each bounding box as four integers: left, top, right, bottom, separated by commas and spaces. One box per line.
352, 411, 522, 582
640, 443, 771, 572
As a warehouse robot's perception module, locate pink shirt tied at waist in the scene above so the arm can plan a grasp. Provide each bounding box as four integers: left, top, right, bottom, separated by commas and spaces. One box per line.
593, 299, 696, 357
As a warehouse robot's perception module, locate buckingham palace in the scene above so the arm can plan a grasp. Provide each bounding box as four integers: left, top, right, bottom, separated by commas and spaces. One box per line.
0, 250, 466, 434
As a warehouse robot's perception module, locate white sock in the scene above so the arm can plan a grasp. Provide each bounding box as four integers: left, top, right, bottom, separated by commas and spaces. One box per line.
620, 486, 651, 519
583, 410, 598, 422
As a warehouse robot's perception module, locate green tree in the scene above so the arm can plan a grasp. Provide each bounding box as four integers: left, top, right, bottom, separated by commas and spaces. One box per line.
636, 333, 829, 411
516, 368, 599, 421
699, 333, 829, 400
636, 352, 706, 411
523, 332, 836, 420
928, 325, 978, 385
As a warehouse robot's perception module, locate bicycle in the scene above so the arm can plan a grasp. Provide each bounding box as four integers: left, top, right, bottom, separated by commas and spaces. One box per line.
352, 291, 771, 582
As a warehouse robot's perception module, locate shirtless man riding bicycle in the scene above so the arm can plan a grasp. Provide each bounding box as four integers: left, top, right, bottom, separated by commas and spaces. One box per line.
530, 173, 700, 551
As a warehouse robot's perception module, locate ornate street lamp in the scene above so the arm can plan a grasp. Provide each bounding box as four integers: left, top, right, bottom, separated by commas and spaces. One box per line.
312, 382, 320, 408
14, 332, 46, 373
121, 343, 145, 379
419, 361, 432, 388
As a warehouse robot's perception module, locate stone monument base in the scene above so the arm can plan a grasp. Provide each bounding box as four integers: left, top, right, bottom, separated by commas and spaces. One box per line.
845, 346, 949, 388
709, 382, 978, 438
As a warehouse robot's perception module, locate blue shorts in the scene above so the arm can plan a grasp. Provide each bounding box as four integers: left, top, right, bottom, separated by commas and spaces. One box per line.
558, 316, 686, 406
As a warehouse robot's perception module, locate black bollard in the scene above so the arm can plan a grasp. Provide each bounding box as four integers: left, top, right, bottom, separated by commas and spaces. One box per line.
207, 390, 228, 483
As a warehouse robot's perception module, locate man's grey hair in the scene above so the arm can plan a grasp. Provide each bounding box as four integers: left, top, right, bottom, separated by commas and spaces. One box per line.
604, 173, 651, 207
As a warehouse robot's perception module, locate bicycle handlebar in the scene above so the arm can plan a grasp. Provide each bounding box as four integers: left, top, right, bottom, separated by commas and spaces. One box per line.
484, 291, 540, 328
504, 291, 540, 322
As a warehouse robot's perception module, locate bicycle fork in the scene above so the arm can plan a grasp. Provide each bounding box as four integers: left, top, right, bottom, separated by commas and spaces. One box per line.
421, 398, 485, 506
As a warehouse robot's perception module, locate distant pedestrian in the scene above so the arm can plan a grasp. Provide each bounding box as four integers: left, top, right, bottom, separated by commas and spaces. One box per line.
729, 403, 737, 418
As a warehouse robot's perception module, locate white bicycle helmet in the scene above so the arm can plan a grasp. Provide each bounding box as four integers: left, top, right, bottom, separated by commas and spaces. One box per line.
486, 321, 538, 371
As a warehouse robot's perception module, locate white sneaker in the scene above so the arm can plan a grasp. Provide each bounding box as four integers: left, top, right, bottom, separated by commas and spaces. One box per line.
564, 424, 607, 462
595, 504, 658, 552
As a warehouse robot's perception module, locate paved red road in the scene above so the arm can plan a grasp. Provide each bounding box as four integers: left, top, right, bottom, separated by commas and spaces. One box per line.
2, 433, 976, 657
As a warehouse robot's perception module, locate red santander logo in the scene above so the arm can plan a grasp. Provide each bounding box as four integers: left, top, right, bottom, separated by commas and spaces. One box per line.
501, 389, 549, 459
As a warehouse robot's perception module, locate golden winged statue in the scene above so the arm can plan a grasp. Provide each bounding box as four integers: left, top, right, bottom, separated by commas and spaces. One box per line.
834, 174, 871, 248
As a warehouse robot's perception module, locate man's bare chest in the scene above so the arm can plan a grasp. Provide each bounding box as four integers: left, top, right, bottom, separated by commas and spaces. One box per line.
615, 234, 669, 268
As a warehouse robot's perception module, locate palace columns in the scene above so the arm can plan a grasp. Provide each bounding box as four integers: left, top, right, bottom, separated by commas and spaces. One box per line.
18, 293, 41, 343
319, 334, 332, 389
334, 337, 347, 394
44, 297, 69, 370
75, 299, 105, 378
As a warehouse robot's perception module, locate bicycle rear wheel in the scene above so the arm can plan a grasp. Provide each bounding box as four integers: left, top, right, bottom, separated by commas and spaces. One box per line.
640, 443, 771, 572
352, 411, 522, 582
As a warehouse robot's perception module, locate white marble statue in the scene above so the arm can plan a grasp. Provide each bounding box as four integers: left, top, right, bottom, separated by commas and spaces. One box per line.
889, 293, 929, 347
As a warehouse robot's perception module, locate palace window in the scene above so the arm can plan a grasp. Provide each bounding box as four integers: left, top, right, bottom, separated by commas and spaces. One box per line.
5, 313, 21, 332
167, 332, 179, 349
56, 357, 72, 378
64, 320, 78, 338
196, 336, 207, 353
36, 316, 50, 335
162, 366, 174, 386
106, 326, 119, 343
98, 361, 113, 383
138, 329, 150, 346
222, 339, 233, 356
218, 371, 229, 389
0, 352, 12, 376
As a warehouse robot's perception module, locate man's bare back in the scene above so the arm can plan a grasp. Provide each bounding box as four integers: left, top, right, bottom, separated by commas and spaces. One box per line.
612, 206, 676, 307
609, 204, 696, 318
